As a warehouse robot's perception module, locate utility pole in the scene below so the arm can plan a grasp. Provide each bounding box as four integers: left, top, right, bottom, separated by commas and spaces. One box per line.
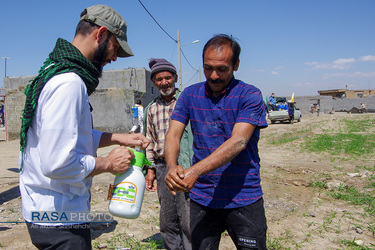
177, 30, 199, 90
2, 57, 10, 78
177, 30, 182, 90
199, 66, 201, 82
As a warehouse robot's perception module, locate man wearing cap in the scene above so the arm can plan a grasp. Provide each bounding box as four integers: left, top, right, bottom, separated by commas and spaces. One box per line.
143, 58, 193, 250
19, 5, 149, 249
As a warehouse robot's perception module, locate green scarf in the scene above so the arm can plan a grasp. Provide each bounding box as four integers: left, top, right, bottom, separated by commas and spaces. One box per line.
20, 38, 101, 168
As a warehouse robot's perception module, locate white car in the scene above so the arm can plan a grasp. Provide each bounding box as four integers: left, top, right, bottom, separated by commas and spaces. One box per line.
268, 108, 302, 124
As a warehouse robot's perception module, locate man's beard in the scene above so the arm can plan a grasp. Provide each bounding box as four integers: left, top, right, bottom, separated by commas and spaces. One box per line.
160, 86, 175, 97
92, 35, 111, 76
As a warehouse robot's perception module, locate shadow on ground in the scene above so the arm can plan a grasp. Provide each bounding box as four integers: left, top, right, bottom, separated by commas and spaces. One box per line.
0, 226, 12, 232
142, 233, 164, 249
0, 185, 20, 205
91, 220, 118, 239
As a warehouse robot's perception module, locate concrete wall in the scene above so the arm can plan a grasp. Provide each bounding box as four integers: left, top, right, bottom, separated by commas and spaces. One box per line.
279, 95, 374, 114
4, 75, 35, 90
345, 89, 374, 98
2, 76, 36, 139
292, 96, 333, 114
332, 95, 375, 112
4, 68, 158, 140
91, 68, 157, 134
3, 70, 374, 141
3, 87, 26, 140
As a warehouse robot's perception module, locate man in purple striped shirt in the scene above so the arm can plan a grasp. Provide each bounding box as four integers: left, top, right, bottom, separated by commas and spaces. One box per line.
165, 34, 268, 249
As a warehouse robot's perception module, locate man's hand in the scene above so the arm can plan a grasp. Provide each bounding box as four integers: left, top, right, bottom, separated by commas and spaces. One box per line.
180, 167, 200, 192
165, 165, 188, 195
114, 133, 150, 150
105, 146, 134, 175
99, 132, 150, 150
145, 168, 157, 192
89, 146, 134, 177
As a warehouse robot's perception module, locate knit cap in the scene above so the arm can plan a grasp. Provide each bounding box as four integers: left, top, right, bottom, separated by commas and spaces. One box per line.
149, 58, 177, 79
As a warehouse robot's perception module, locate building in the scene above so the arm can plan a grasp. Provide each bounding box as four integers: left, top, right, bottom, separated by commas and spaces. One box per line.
318, 89, 374, 98
3, 67, 158, 140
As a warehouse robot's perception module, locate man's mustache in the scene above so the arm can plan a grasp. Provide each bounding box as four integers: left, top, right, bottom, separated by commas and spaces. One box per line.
207, 78, 225, 84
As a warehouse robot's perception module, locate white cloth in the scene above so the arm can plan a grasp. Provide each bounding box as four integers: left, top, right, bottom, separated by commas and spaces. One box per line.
130, 104, 144, 134
19, 73, 103, 226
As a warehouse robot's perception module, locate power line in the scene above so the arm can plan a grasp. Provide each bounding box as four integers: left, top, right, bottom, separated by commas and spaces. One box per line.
184, 69, 199, 87
169, 43, 177, 63
137, 0, 176, 43
181, 49, 198, 71
137, 0, 198, 75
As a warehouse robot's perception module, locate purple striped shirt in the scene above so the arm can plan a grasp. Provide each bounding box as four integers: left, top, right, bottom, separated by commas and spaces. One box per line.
171, 78, 268, 209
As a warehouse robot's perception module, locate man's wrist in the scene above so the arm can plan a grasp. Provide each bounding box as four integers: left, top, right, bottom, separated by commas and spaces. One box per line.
99, 132, 116, 147
166, 163, 178, 172
147, 168, 156, 174
88, 157, 110, 177
145, 164, 156, 169
109, 133, 121, 144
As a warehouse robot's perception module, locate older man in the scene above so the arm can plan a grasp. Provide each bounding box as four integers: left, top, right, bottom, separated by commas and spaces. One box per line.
144, 58, 193, 250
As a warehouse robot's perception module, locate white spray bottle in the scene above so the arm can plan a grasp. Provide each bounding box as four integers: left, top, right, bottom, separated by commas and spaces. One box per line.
108, 147, 152, 219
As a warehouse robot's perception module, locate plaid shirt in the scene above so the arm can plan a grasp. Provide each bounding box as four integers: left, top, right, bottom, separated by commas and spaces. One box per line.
145, 93, 177, 164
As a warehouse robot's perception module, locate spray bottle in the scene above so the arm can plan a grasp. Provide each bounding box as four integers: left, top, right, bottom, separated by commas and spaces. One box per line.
108, 147, 153, 219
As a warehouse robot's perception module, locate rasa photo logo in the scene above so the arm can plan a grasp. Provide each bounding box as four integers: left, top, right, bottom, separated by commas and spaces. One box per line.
31, 211, 113, 223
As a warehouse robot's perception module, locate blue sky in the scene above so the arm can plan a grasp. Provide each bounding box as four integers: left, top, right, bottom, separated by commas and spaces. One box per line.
0, 0, 374, 97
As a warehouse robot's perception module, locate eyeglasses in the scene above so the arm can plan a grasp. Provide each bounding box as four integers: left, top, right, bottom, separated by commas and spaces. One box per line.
155, 76, 174, 83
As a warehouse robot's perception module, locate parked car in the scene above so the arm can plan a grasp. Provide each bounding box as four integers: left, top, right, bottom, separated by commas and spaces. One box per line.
268, 108, 302, 124
267, 98, 301, 124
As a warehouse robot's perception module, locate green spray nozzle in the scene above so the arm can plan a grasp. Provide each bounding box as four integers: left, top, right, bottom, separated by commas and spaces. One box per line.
114, 148, 153, 176
129, 149, 152, 168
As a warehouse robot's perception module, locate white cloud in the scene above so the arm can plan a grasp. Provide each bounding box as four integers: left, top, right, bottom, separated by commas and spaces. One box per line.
359, 55, 375, 62
305, 61, 335, 70
305, 55, 375, 71
333, 58, 355, 64
253, 69, 265, 72
305, 57, 355, 70
251, 66, 283, 75
294, 82, 311, 87
323, 71, 375, 78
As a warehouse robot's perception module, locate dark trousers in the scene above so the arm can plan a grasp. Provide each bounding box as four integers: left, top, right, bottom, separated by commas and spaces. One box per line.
190, 198, 267, 250
26, 222, 91, 250
156, 161, 192, 250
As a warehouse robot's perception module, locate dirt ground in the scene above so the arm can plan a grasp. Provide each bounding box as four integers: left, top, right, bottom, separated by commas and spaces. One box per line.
0, 112, 374, 249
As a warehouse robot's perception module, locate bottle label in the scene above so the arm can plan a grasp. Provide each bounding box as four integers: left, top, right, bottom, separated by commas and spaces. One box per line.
108, 182, 138, 203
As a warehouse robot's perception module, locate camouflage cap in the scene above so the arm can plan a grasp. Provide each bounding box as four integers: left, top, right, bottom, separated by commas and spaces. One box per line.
80, 4, 134, 58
